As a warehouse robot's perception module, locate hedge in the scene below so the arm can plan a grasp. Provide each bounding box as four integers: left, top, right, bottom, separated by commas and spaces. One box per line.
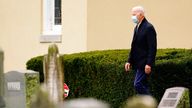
26, 49, 192, 108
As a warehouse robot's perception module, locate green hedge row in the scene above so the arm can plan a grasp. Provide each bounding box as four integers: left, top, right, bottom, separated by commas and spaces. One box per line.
26, 49, 192, 108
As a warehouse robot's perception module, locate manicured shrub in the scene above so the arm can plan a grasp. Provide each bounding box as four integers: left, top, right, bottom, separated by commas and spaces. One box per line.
26, 49, 192, 107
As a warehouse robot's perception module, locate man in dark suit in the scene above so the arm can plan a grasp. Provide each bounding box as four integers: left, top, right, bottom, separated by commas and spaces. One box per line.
125, 6, 157, 95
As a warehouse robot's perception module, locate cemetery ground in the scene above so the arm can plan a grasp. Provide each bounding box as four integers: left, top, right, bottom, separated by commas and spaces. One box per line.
1, 47, 192, 107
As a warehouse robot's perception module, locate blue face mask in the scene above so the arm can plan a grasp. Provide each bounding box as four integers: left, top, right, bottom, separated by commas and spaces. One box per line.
131, 16, 139, 24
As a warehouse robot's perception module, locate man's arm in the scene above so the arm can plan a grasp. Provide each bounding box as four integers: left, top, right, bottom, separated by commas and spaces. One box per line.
128, 49, 133, 64
125, 49, 133, 72
146, 25, 157, 66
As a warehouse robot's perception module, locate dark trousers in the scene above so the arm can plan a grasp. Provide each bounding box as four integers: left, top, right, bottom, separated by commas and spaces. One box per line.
134, 69, 150, 95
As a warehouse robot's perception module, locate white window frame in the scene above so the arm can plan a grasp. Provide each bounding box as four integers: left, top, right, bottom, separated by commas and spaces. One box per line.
40, 0, 62, 43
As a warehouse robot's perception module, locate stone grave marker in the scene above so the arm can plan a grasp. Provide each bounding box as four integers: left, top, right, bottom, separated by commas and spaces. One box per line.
43, 44, 64, 104
0, 48, 4, 96
0, 48, 5, 108
158, 87, 190, 108
4, 70, 39, 108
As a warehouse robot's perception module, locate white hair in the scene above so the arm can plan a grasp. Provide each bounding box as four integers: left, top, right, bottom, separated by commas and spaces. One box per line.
132, 6, 145, 15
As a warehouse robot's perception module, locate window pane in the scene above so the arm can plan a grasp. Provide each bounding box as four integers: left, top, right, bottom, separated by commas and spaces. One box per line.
55, 0, 61, 25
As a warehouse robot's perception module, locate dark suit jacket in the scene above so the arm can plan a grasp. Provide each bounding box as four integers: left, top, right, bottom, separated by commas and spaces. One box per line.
128, 18, 157, 70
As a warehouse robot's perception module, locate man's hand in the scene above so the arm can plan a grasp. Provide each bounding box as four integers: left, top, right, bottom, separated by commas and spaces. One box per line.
125, 62, 131, 72
145, 65, 151, 74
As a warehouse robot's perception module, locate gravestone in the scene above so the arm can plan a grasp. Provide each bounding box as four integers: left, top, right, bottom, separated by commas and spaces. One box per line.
4, 70, 39, 108
30, 44, 64, 108
0, 48, 5, 108
43, 44, 64, 104
0, 48, 4, 97
158, 87, 190, 108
